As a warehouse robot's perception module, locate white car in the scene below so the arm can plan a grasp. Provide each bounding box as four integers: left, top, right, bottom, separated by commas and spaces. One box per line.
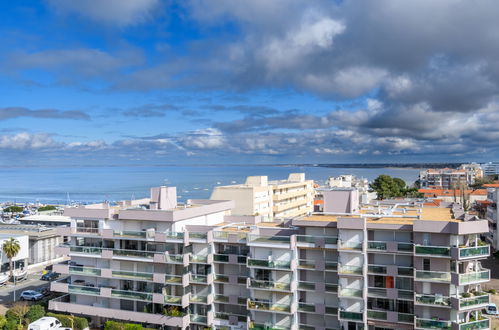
486, 303, 498, 315
20, 290, 44, 301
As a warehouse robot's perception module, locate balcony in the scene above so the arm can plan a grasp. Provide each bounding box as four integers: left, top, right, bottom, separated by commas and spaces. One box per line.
189, 274, 209, 284
164, 275, 183, 285
248, 279, 291, 292
338, 240, 362, 251
339, 311, 363, 322
69, 266, 101, 276
164, 295, 182, 305
457, 245, 490, 260
415, 245, 450, 257
247, 300, 293, 314
297, 259, 315, 270
297, 281, 315, 291
113, 230, 148, 239
367, 265, 387, 274
298, 302, 315, 313
367, 288, 386, 298
296, 235, 338, 246
249, 321, 291, 330
325, 283, 338, 293
415, 270, 451, 283
367, 310, 387, 320
213, 254, 229, 263
113, 248, 156, 259
75, 227, 99, 235
415, 294, 450, 307
69, 245, 101, 255
457, 269, 490, 285
247, 258, 291, 270
457, 293, 490, 310
325, 261, 338, 271
398, 266, 413, 276
338, 264, 363, 275
111, 270, 154, 281
367, 241, 387, 251
213, 274, 229, 283
247, 234, 291, 247
398, 313, 414, 324
111, 289, 152, 302
68, 284, 100, 296
415, 318, 451, 329
338, 287, 363, 298
164, 232, 184, 241
458, 318, 489, 330
189, 254, 210, 264
398, 242, 413, 252
325, 306, 338, 315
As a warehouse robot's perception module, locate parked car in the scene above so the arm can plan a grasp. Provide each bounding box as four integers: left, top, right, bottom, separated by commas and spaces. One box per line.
20, 290, 43, 301
28, 317, 62, 330
41, 271, 59, 281
486, 303, 498, 315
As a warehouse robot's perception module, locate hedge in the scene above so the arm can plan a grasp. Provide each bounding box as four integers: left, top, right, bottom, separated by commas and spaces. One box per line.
46, 313, 88, 330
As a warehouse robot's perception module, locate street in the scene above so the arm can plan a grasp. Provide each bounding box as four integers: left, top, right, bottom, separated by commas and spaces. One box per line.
0, 272, 49, 305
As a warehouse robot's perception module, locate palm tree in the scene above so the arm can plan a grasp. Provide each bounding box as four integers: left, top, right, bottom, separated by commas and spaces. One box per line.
2, 238, 21, 279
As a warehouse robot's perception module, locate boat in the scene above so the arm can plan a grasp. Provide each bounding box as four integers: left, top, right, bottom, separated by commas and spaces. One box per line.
0, 273, 9, 285
12, 269, 28, 282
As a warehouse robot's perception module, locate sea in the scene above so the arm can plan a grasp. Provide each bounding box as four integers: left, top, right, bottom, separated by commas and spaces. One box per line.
0, 165, 421, 204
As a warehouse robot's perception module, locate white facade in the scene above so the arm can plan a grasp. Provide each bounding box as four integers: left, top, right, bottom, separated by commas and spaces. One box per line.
0, 234, 29, 271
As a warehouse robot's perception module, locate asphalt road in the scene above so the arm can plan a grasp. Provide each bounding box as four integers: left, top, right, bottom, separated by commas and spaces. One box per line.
0, 272, 49, 305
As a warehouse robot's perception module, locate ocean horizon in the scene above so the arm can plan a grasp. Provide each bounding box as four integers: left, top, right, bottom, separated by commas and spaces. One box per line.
0, 165, 421, 204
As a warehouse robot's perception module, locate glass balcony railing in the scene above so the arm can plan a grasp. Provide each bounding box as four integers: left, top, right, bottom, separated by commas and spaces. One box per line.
214, 294, 229, 303
325, 283, 338, 293
164, 232, 184, 240
69, 266, 101, 276
297, 259, 315, 270
459, 293, 489, 309
459, 318, 489, 330
339, 241, 362, 250
398, 290, 414, 300
111, 289, 152, 301
325, 306, 338, 315
398, 266, 413, 276
68, 284, 100, 296
459, 270, 490, 284
398, 242, 413, 252
415, 318, 451, 329
247, 300, 291, 313
249, 322, 290, 330
213, 274, 229, 283
237, 256, 247, 264
114, 231, 147, 238
75, 227, 99, 234
298, 281, 315, 291
164, 295, 182, 304
247, 258, 291, 270
190, 254, 208, 263
339, 288, 363, 298
69, 246, 101, 254
339, 265, 363, 275
190, 314, 207, 324
298, 302, 315, 313
248, 234, 290, 245
459, 246, 489, 258
415, 270, 451, 282
415, 245, 450, 257
190, 274, 208, 284
415, 294, 450, 307
367, 241, 387, 251
325, 261, 338, 271
190, 295, 208, 304
165, 254, 183, 263
339, 311, 363, 322
368, 265, 387, 274
248, 279, 291, 291
367, 310, 387, 320
296, 235, 338, 244
113, 249, 156, 259
165, 275, 182, 284
213, 254, 229, 262
398, 313, 414, 323
112, 270, 153, 281
189, 232, 208, 240
215, 313, 246, 322
368, 288, 386, 297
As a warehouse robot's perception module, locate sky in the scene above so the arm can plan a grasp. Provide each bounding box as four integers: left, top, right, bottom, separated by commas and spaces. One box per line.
1, 0, 499, 166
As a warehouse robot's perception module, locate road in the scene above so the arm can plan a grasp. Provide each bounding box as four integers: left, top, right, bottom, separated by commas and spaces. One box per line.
0, 272, 49, 305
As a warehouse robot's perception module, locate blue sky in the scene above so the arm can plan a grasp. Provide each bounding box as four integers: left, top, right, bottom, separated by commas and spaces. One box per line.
1, 0, 499, 166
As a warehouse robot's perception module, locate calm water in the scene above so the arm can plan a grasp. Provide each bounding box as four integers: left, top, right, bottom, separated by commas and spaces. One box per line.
0, 165, 420, 204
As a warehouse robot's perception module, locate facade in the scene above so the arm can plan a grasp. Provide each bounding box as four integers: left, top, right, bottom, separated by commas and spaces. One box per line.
418, 189, 488, 204
481, 162, 499, 177
49, 185, 491, 330
210, 173, 314, 221
326, 175, 376, 204
0, 233, 29, 272
484, 185, 499, 250
419, 168, 479, 190
0, 224, 64, 267
19, 214, 71, 227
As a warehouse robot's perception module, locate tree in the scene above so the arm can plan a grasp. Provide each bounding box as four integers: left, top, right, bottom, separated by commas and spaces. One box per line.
38, 205, 56, 212
2, 237, 21, 279
26, 305, 45, 323
370, 175, 422, 200
3, 206, 23, 213
7, 302, 29, 325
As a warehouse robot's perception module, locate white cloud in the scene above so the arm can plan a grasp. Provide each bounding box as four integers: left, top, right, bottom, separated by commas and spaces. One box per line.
46, 0, 160, 26
179, 128, 226, 149
0, 133, 57, 150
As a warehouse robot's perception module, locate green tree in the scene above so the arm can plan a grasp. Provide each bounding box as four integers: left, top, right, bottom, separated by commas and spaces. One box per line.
370, 175, 421, 200
7, 302, 29, 325
2, 238, 21, 279
37, 205, 56, 212
3, 206, 23, 213
25, 305, 45, 323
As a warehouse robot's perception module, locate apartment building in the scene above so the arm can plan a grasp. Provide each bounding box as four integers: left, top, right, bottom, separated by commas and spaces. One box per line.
49, 186, 491, 330
484, 184, 499, 250
210, 173, 314, 221
481, 162, 499, 177
419, 168, 480, 190
418, 188, 488, 204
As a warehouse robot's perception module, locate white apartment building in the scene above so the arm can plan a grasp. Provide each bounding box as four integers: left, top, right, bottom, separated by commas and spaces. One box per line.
485, 185, 499, 250
326, 175, 377, 204
419, 168, 480, 190
210, 173, 314, 221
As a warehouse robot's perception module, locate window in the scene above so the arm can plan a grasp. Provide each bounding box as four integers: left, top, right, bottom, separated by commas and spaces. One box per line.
423, 259, 430, 271
396, 277, 413, 291
374, 275, 385, 288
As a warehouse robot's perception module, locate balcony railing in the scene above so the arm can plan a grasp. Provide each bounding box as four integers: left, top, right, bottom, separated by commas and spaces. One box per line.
415, 294, 450, 307
339, 287, 363, 298
367, 288, 386, 298
296, 235, 338, 245
69, 246, 101, 255
248, 234, 290, 245
248, 279, 291, 291
458, 270, 490, 284
325, 261, 337, 271
113, 248, 156, 259
367, 241, 387, 251
298, 302, 315, 313
325, 306, 338, 315
68, 284, 100, 296
415, 318, 451, 329
190, 295, 208, 304
247, 258, 291, 270
415, 245, 450, 257
367, 310, 387, 320
165, 275, 183, 284
458, 318, 489, 330
189, 232, 207, 240
398, 313, 414, 323
213, 254, 229, 263
338, 241, 362, 250
297, 259, 315, 270
459, 293, 489, 309
190, 254, 208, 263
459, 245, 489, 259
69, 266, 101, 276
164, 232, 184, 240
339, 311, 363, 322
111, 289, 152, 302
247, 300, 291, 313
164, 295, 182, 304
112, 270, 154, 281
398, 242, 413, 252
398, 266, 413, 276
75, 227, 99, 234
213, 274, 229, 283
214, 294, 229, 303
368, 265, 387, 274
338, 265, 363, 275
114, 231, 147, 238
298, 281, 315, 291
415, 270, 451, 282
325, 283, 338, 293
189, 274, 208, 284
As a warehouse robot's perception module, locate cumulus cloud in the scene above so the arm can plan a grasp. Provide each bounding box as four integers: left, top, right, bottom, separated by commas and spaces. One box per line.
46, 0, 160, 26
178, 128, 226, 150
0, 133, 57, 150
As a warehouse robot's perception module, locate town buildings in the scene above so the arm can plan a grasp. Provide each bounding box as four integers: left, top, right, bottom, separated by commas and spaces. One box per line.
481, 162, 499, 177
210, 173, 314, 222
418, 188, 488, 205
326, 175, 376, 204
0, 233, 29, 273
484, 184, 499, 250
418, 167, 482, 190
49, 184, 491, 330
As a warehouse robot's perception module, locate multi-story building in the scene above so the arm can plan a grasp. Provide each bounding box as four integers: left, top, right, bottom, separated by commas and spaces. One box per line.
481, 162, 499, 177
326, 175, 376, 204
210, 173, 314, 221
419, 168, 480, 190
484, 184, 499, 250
49, 186, 491, 330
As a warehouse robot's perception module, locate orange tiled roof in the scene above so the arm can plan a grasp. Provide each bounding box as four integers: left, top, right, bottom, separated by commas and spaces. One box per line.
314, 200, 324, 205
484, 183, 499, 188
418, 188, 487, 196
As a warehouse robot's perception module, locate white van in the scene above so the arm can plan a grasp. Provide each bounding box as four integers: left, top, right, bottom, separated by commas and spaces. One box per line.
28, 317, 64, 330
